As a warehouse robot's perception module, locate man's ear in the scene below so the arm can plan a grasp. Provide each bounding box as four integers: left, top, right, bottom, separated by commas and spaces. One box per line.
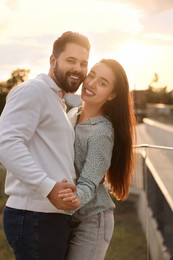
50, 54, 56, 68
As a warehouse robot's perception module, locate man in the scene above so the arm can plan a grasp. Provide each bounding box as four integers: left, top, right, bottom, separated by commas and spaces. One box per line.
0, 31, 90, 260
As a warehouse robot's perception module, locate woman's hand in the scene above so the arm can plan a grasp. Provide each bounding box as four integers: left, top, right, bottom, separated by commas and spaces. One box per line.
58, 188, 80, 204
58, 179, 80, 207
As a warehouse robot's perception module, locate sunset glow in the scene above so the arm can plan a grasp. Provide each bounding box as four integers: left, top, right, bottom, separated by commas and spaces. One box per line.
0, 0, 173, 91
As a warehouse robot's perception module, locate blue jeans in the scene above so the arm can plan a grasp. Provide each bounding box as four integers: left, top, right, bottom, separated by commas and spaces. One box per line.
3, 206, 71, 260
66, 210, 114, 260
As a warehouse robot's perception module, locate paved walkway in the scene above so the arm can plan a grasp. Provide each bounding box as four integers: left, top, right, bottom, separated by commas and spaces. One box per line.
136, 120, 173, 211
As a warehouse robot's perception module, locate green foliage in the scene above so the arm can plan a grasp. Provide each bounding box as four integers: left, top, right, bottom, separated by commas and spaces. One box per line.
0, 68, 30, 94
105, 199, 147, 260
0, 93, 6, 115
0, 68, 30, 114
6, 69, 30, 91
146, 73, 173, 104
146, 86, 173, 104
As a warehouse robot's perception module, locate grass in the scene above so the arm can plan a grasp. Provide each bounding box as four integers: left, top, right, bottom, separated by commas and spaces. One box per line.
105, 199, 147, 260
0, 166, 147, 260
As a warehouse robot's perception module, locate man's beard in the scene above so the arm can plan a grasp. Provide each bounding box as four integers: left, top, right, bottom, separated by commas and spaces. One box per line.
53, 63, 85, 93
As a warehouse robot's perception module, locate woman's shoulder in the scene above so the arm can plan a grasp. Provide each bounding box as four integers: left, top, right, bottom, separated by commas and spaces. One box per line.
90, 116, 114, 139
93, 116, 113, 130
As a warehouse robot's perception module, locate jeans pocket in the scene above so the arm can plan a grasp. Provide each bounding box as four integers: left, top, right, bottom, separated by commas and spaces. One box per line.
104, 210, 114, 243
3, 207, 24, 251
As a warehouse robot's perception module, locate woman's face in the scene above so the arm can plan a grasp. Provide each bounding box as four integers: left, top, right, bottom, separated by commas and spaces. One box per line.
81, 62, 116, 108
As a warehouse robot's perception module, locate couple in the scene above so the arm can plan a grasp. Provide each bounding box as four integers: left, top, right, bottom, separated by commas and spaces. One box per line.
0, 31, 136, 260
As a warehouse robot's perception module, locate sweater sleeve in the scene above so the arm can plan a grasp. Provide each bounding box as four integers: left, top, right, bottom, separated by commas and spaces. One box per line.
0, 82, 55, 198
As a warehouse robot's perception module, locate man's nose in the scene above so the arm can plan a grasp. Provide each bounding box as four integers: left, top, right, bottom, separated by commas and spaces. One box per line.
72, 62, 82, 72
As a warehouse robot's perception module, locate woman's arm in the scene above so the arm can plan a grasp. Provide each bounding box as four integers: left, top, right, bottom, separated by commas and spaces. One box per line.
58, 130, 114, 208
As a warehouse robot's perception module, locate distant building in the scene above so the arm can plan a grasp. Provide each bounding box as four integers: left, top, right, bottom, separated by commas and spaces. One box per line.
131, 90, 148, 123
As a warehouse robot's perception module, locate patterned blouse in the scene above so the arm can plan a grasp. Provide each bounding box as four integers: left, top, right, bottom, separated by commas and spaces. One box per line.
67, 107, 115, 221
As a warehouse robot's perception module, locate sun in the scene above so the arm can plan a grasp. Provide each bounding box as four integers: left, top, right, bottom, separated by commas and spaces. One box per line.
106, 41, 154, 90
73, 41, 155, 94
117, 41, 153, 65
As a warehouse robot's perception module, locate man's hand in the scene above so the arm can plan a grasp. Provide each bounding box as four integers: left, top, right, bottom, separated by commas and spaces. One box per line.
47, 182, 80, 210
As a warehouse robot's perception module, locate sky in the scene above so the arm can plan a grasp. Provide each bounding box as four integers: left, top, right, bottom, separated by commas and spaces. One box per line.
0, 0, 173, 91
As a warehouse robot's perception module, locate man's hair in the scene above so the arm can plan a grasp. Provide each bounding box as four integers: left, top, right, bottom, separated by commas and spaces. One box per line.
52, 31, 90, 57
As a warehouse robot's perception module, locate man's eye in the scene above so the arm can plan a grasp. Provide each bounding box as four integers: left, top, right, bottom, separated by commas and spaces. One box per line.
67, 60, 75, 64
81, 62, 88, 68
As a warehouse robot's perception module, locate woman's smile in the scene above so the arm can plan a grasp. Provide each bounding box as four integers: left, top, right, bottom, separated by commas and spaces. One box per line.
83, 87, 95, 96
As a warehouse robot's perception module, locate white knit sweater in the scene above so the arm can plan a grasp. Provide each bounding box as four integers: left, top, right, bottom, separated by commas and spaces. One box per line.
0, 74, 76, 213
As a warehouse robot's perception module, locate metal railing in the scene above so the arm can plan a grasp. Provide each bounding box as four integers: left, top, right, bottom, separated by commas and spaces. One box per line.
131, 144, 173, 260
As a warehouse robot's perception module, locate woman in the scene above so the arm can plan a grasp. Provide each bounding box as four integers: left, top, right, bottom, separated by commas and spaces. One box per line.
59, 59, 136, 260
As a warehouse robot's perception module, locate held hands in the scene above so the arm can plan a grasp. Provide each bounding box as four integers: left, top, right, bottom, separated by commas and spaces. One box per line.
58, 179, 80, 207
47, 180, 80, 210
58, 179, 79, 204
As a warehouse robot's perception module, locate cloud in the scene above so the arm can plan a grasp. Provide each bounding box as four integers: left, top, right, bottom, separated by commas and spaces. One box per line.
0, 34, 53, 79
88, 30, 133, 55
0, 0, 173, 89
133, 0, 173, 12
0, 0, 143, 38
5, 0, 20, 10
0, 0, 20, 36
139, 9, 173, 48
104, 0, 173, 13
145, 33, 173, 43
142, 9, 173, 34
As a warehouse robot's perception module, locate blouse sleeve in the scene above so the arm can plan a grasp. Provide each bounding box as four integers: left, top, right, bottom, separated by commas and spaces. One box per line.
76, 127, 114, 208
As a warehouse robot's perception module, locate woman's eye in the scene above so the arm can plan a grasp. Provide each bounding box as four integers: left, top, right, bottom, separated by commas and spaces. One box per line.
100, 81, 107, 87
87, 73, 94, 79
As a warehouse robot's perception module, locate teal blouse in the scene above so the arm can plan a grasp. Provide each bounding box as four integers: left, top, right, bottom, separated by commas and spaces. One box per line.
67, 107, 115, 221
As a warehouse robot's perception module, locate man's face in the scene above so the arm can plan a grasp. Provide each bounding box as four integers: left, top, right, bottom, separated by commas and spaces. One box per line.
51, 43, 89, 93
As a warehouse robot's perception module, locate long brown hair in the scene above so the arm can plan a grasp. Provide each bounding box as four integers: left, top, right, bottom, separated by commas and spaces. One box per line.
101, 59, 136, 200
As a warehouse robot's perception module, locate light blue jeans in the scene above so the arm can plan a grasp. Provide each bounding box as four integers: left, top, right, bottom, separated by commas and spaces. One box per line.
66, 210, 114, 260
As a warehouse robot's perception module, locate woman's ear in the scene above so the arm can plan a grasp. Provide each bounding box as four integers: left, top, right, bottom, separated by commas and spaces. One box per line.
108, 92, 116, 101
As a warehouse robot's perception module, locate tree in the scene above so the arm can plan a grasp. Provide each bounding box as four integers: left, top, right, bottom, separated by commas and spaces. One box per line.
5, 68, 30, 93
0, 68, 30, 114
146, 73, 173, 104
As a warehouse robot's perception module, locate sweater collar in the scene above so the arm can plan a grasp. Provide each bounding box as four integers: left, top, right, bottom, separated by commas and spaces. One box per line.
36, 73, 63, 99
